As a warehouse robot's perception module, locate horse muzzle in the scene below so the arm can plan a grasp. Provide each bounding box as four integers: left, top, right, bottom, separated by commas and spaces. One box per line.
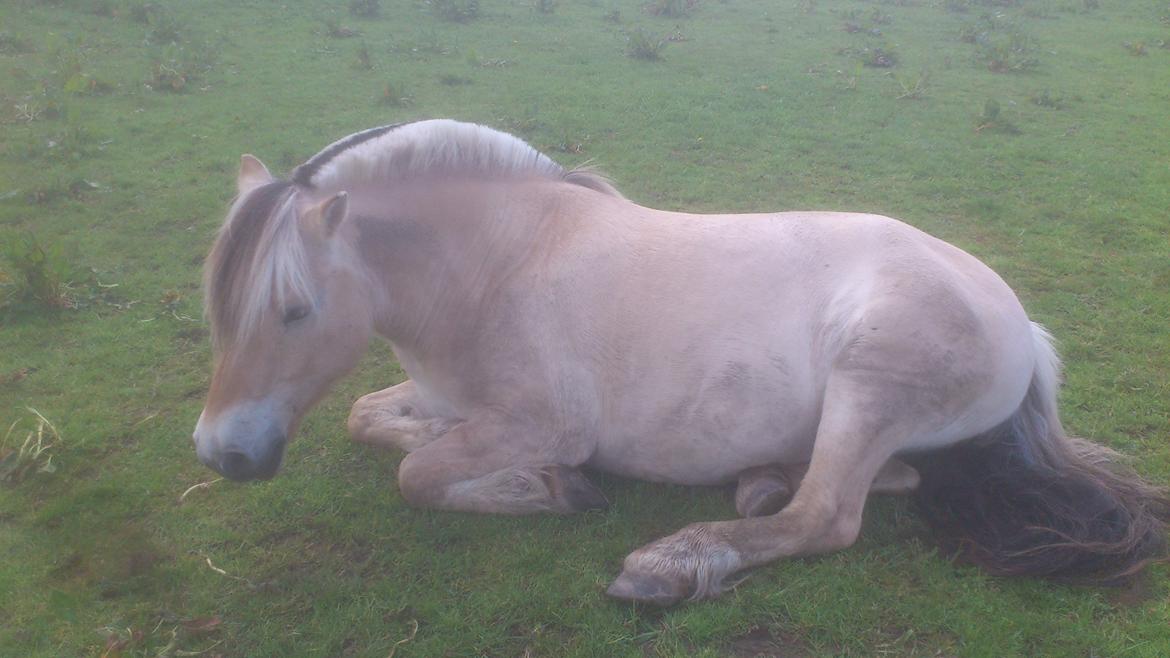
193, 407, 288, 481
198, 435, 286, 481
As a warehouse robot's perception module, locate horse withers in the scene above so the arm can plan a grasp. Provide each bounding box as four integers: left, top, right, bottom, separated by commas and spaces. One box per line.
193, 120, 1168, 605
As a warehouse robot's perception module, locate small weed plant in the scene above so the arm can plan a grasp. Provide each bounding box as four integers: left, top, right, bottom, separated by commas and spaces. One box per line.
1123, 41, 1148, 56
349, 0, 382, 19
862, 46, 897, 68
432, 0, 480, 22
895, 70, 930, 99
2, 233, 78, 312
975, 98, 1019, 134
964, 19, 1039, 73
355, 43, 374, 70
869, 8, 892, 25
381, 81, 413, 106
86, 0, 117, 17
839, 45, 898, 68
1031, 88, 1065, 108
146, 42, 216, 92
143, 9, 186, 46
626, 28, 665, 60
51, 45, 114, 96
646, 0, 698, 18
0, 31, 36, 55
127, 2, 164, 24
148, 58, 191, 91
322, 17, 360, 38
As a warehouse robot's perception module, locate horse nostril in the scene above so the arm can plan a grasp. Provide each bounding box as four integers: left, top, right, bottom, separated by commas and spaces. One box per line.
219, 450, 256, 481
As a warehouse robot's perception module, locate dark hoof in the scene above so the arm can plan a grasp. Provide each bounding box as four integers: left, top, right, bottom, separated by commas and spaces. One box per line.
735, 465, 791, 518
541, 465, 610, 512
606, 570, 689, 606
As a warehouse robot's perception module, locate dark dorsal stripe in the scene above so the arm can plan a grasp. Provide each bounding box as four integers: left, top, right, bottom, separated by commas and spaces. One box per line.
291, 122, 415, 188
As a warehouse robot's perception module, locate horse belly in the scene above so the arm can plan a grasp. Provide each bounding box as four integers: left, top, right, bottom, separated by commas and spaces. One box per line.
587, 364, 821, 485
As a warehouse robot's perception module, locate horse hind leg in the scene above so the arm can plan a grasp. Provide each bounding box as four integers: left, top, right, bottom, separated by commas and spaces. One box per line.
609, 374, 929, 605
734, 458, 920, 518
347, 380, 460, 453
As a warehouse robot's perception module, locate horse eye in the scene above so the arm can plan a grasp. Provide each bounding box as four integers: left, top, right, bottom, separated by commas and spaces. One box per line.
282, 305, 310, 325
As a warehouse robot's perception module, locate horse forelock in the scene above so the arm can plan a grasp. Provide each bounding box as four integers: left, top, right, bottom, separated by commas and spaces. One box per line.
290, 119, 622, 197
204, 181, 313, 354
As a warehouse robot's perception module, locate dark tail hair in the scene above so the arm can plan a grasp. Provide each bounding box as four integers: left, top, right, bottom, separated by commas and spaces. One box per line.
911, 323, 1170, 582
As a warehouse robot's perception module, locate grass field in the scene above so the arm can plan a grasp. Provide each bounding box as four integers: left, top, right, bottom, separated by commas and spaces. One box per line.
2, 0, 1169, 655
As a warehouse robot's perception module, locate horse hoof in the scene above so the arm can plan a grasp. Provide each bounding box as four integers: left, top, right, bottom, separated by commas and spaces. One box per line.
735, 465, 791, 518
541, 465, 610, 512
606, 570, 688, 606
567, 481, 610, 512
735, 483, 790, 518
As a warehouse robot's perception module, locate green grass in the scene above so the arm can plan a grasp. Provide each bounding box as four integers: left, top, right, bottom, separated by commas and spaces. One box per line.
2, 0, 1169, 655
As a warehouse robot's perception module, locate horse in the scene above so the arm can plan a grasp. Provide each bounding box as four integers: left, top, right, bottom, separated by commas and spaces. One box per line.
193, 119, 1168, 605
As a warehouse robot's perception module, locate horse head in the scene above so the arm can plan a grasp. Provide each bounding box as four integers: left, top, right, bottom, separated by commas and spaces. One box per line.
192, 156, 373, 480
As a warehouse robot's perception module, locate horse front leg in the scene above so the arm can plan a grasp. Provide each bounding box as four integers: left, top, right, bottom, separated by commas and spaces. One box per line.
347, 380, 460, 452
394, 414, 609, 515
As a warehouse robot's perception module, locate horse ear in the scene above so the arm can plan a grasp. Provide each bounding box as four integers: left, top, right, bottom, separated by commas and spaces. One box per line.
238, 154, 273, 196
319, 192, 349, 237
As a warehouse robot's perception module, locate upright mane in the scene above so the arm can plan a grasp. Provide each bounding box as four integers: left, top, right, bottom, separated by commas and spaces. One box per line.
205, 120, 621, 353
291, 119, 621, 196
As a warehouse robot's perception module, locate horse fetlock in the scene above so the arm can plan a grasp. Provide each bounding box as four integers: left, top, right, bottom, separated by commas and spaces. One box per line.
820, 513, 863, 552
607, 524, 743, 606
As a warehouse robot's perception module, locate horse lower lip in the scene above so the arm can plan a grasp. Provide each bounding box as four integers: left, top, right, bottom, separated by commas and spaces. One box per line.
253, 463, 281, 480
211, 452, 283, 482
217, 465, 278, 482
221, 470, 256, 482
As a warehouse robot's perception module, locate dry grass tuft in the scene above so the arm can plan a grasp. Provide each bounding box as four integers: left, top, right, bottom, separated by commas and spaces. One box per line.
0, 408, 62, 483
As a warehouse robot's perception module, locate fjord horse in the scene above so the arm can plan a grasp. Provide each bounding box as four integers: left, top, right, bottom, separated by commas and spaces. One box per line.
194, 120, 1167, 604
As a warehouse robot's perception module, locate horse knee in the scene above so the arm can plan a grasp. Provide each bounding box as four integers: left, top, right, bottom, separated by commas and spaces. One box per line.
346, 403, 371, 441
346, 392, 386, 439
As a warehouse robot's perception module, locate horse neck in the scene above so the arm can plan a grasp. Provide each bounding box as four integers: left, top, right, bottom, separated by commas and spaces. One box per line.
347, 177, 556, 351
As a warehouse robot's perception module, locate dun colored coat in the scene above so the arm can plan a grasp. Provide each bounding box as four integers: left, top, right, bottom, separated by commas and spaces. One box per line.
194, 120, 1167, 605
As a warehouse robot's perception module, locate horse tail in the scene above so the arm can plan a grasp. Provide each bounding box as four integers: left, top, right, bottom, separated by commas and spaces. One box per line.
911, 322, 1170, 582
